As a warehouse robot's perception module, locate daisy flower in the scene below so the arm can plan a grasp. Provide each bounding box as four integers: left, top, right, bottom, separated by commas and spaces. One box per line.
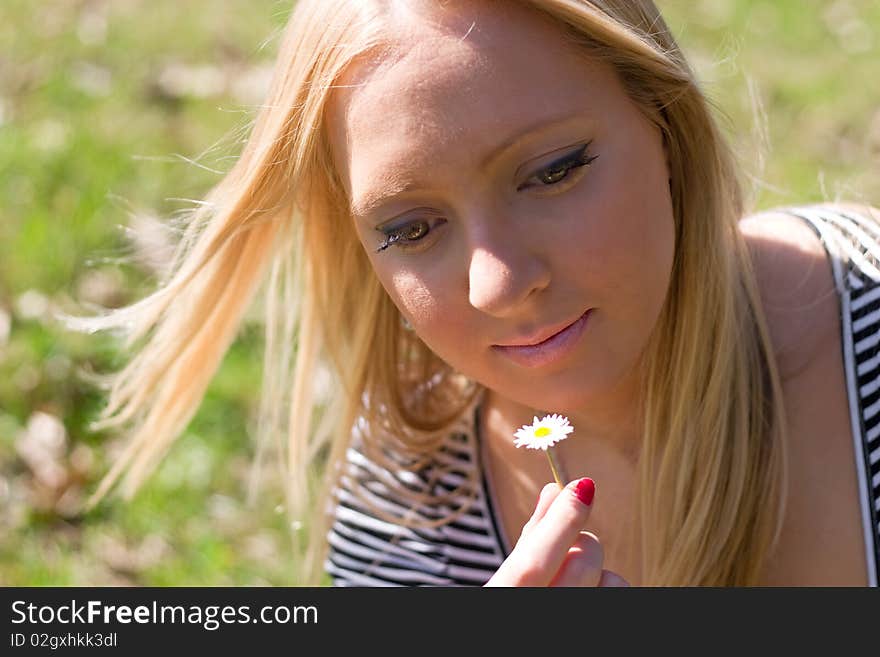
513, 414, 574, 450
513, 414, 574, 488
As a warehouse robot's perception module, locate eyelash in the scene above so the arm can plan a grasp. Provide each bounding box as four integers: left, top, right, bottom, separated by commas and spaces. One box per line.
375, 144, 599, 253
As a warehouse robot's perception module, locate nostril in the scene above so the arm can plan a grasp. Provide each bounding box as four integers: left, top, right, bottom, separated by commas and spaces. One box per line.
468, 252, 514, 307
468, 248, 550, 315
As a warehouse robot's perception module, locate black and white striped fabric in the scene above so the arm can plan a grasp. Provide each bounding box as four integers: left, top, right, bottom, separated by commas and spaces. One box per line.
324, 390, 505, 586
785, 205, 880, 587
325, 204, 880, 586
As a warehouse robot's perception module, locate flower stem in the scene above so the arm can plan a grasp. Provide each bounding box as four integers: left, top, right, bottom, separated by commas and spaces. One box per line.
545, 446, 567, 489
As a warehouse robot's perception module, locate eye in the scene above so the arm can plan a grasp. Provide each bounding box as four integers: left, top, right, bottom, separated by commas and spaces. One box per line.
375, 216, 446, 252
517, 143, 599, 193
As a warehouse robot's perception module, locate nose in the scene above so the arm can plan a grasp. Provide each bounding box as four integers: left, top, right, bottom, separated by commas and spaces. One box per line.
467, 227, 551, 316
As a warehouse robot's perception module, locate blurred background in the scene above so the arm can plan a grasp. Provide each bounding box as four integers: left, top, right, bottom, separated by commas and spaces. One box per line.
0, 0, 878, 585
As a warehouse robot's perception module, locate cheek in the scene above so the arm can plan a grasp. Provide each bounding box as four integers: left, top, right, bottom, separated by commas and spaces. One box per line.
560, 147, 674, 307
383, 268, 484, 366
384, 270, 436, 321
385, 269, 462, 340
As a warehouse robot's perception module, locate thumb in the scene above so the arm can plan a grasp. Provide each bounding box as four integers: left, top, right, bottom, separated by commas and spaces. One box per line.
598, 569, 631, 587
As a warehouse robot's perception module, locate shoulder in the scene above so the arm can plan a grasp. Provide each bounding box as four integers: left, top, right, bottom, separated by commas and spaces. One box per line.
739, 202, 880, 377
740, 203, 878, 585
738, 205, 842, 379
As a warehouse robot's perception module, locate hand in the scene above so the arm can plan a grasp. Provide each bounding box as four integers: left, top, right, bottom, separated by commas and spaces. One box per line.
484, 478, 630, 587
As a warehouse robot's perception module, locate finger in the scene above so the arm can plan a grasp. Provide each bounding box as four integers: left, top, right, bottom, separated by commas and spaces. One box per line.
598, 569, 631, 587
549, 531, 604, 587
518, 482, 563, 540
516, 477, 596, 581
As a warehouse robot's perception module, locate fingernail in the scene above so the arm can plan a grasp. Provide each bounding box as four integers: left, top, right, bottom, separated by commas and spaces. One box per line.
574, 477, 595, 506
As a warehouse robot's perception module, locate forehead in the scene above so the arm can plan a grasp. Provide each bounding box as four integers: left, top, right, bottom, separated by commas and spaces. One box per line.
325, 1, 617, 216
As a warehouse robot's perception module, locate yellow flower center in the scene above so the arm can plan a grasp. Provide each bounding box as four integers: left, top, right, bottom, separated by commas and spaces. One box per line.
534, 427, 551, 438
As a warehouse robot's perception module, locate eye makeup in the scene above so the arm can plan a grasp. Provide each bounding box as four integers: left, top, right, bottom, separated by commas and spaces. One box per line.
375, 210, 447, 253
374, 140, 598, 253
516, 141, 598, 191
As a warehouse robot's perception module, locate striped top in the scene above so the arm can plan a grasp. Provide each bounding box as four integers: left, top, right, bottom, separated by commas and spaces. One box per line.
323, 393, 504, 586
324, 204, 880, 586
784, 205, 880, 587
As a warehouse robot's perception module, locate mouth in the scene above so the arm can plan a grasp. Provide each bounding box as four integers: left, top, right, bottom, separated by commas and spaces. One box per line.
494, 309, 593, 348
491, 309, 593, 369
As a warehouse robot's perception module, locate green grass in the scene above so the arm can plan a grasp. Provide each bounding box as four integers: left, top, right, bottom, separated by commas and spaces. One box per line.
0, 0, 303, 585
0, 0, 877, 585
661, 0, 880, 207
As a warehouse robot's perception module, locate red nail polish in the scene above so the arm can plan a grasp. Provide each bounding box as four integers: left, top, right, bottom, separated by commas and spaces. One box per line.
574, 478, 595, 506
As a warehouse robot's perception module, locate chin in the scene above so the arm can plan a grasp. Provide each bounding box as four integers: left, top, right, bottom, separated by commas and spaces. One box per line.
494, 372, 594, 412
525, 362, 629, 409
525, 388, 594, 414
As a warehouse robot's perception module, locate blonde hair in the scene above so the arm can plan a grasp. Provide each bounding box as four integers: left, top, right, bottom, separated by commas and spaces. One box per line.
75, 0, 787, 586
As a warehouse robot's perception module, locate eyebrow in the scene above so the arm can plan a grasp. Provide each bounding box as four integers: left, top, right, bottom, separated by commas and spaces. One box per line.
350, 113, 589, 220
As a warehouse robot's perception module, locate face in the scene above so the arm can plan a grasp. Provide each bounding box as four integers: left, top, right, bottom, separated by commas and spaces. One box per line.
325, 0, 675, 418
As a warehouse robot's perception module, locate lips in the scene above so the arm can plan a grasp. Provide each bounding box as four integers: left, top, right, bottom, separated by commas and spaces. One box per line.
491, 309, 593, 369
494, 309, 592, 347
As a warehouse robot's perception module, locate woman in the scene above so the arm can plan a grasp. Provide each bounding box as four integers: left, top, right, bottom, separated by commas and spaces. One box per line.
79, 0, 879, 586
